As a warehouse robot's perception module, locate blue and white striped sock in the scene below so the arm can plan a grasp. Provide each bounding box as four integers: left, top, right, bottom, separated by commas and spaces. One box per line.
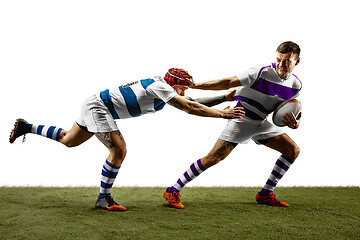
98, 160, 120, 199
28, 124, 63, 141
168, 159, 206, 192
259, 155, 294, 196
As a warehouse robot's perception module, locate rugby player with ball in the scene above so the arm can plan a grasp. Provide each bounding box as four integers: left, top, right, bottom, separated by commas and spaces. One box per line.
164, 41, 302, 208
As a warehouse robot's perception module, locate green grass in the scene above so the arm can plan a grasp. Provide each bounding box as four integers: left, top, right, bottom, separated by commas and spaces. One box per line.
0, 187, 359, 239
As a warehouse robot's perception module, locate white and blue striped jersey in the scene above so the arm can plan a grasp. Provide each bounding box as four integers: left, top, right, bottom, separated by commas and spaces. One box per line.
96, 76, 177, 119
234, 63, 302, 121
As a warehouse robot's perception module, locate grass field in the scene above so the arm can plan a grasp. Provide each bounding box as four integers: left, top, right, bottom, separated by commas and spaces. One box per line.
0, 187, 359, 239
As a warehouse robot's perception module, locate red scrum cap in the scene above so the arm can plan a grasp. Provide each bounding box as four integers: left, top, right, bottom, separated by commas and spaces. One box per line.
164, 68, 192, 87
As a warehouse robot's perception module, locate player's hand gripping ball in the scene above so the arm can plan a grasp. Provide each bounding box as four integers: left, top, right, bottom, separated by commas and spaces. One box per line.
272, 99, 302, 127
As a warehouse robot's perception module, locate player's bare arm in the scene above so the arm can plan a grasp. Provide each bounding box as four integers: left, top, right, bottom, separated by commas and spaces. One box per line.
167, 96, 185, 110
282, 112, 301, 129
167, 95, 245, 119
186, 89, 236, 108
189, 76, 241, 90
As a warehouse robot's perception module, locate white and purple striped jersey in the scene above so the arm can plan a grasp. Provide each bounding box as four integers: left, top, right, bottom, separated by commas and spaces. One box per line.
97, 76, 176, 119
234, 63, 302, 121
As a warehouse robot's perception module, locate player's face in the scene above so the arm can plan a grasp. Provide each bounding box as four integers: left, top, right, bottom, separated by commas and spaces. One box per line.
276, 51, 300, 79
173, 86, 188, 96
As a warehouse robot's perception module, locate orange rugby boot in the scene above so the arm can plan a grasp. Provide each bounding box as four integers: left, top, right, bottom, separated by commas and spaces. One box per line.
255, 192, 289, 207
163, 188, 184, 209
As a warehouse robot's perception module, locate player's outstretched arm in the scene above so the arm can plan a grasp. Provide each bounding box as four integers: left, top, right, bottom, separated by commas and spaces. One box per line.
189, 76, 241, 90
167, 95, 245, 119
186, 90, 236, 107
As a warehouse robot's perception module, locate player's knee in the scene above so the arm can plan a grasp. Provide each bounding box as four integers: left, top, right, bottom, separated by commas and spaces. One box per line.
286, 144, 300, 161
112, 146, 127, 160
63, 139, 79, 148
294, 145, 300, 160
59, 131, 79, 148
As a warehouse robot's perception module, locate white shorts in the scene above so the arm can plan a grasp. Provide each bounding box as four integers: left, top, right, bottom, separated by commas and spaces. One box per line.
77, 94, 118, 133
219, 118, 284, 144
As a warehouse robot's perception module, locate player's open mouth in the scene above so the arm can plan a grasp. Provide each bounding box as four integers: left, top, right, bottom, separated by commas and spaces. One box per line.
278, 68, 287, 73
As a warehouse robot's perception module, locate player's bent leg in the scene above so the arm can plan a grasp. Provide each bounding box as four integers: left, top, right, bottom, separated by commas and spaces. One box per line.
256, 133, 300, 207
95, 130, 127, 211
265, 133, 300, 162
164, 139, 237, 209
201, 139, 238, 169
59, 123, 94, 148
96, 130, 127, 166
9, 118, 67, 144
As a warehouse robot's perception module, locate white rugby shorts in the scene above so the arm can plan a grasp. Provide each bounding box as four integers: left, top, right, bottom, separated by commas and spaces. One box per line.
219, 118, 284, 144
77, 94, 118, 133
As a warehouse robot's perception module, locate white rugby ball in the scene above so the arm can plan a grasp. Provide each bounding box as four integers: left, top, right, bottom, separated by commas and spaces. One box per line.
272, 99, 302, 127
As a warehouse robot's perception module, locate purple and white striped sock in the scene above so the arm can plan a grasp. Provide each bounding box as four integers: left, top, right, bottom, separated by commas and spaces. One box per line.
28, 124, 63, 141
259, 155, 294, 195
168, 159, 206, 192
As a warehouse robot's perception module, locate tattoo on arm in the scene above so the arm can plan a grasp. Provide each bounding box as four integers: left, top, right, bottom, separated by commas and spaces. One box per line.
167, 97, 184, 110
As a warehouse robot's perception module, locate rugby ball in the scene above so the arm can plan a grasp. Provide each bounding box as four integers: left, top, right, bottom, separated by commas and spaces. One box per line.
272, 99, 302, 127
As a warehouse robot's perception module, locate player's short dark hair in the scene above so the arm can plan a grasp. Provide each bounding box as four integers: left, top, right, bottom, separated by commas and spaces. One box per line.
277, 41, 300, 59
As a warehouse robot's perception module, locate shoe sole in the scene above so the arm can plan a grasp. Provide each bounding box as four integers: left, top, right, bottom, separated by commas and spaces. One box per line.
9, 131, 16, 144
107, 205, 126, 211
95, 205, 126, 211
169, 203, 184, 209
256, 199, 289, 207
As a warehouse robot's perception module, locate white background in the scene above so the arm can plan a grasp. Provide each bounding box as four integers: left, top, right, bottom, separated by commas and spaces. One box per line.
1, 0, 359, 187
